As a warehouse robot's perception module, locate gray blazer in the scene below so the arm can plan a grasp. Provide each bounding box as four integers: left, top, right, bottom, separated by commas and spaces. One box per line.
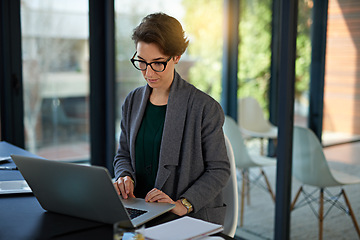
114, 71, 230, 225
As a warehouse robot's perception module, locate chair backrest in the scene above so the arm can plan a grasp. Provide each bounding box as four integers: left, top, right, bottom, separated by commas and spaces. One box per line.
222, 135, 239, 237
238, 97, 272, 132
223, 115, 255, 169
292, 126, 338, 187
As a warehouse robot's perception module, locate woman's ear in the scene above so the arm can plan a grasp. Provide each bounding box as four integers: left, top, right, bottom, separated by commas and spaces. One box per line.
173, 56, 181, 64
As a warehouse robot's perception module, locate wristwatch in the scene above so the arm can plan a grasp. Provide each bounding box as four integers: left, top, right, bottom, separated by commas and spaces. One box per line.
180, 198, 193, 214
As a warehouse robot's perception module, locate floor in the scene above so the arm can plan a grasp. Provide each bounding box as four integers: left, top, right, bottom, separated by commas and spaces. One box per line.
233, 140, 360, 240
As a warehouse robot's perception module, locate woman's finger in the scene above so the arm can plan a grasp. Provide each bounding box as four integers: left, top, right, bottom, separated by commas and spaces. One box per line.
145, 188, 160, 202
117, 178, 128, 199
115, 176, 135, 199
145, 188, 173, 203
123, 176, 134, 195
124, 176, 136, 198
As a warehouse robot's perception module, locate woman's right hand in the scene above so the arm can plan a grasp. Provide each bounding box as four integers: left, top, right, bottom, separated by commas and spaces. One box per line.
113, 176, 135, 199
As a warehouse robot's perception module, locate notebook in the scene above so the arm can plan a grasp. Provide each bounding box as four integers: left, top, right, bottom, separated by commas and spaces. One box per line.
11, 155, 175, 227
144, 216, 224, 240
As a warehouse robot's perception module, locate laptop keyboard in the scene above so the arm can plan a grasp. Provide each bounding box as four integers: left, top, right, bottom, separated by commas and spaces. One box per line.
126, 207, 147, 219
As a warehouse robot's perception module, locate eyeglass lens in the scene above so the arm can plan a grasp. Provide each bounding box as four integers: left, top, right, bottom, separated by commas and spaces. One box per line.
133, 60, 165, 72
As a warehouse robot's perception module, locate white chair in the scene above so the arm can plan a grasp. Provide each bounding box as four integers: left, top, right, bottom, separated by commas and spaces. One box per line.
291, 126, 360, 240
222, 135, 239, 237
238, 97, 278, 155
223, 115, 276, 227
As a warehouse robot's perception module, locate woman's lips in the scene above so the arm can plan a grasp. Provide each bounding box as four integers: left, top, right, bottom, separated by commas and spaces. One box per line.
147, 78, 158, 83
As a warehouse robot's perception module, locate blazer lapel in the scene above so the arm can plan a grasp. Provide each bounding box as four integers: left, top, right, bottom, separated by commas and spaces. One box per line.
155, 72, 192, 189
129, 86, 151, 168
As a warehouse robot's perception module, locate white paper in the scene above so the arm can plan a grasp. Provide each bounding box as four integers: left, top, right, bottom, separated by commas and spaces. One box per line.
0, 156, 12, 163
144, 216, 223, 240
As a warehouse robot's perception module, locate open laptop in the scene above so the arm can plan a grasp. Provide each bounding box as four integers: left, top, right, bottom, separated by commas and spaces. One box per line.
11, 155, 174, 227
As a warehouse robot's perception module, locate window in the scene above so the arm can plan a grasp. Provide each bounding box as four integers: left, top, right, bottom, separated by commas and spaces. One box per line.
21, 0, 90, 162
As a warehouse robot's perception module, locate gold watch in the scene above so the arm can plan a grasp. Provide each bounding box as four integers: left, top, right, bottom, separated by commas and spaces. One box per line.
180, 198, 193, 214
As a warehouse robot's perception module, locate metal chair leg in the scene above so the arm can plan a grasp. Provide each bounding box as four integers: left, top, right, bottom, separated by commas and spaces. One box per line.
291, 187, 360, 239
319, 188, 324, 240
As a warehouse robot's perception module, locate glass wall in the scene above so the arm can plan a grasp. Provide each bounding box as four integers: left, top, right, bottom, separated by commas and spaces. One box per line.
238, 0, 312, 123
21, 0, 90, 162
234, 0, 313, 238
238, 0, 273, 110
114, 0, 224, 141
294, 0, 313, 128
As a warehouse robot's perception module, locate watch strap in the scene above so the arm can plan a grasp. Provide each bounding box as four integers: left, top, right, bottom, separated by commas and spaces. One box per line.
180, 198, 193, 214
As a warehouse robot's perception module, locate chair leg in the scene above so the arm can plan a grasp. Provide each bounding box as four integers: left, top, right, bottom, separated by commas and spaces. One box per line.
342, 189, 360, 238
261, 169, 275, 202
240, 170, 246, 227
245, 170, 250, 205
291, 187, 360, 239
319, 188, 324, 240
291, 186, 303, 210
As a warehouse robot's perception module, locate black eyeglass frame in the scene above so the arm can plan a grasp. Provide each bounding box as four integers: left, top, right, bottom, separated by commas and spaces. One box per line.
130, 52, 172, 72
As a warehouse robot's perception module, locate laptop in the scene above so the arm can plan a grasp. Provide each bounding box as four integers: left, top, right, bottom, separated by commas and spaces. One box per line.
11, 155, 175, 227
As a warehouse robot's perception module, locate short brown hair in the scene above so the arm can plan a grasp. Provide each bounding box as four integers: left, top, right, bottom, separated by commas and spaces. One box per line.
132, 13, 189, 56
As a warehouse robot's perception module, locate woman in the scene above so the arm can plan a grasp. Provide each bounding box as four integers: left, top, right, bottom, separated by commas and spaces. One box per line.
113, 12, 230, 225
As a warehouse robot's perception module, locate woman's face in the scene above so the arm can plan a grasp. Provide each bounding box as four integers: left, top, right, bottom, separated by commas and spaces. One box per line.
135, 41, 180, 91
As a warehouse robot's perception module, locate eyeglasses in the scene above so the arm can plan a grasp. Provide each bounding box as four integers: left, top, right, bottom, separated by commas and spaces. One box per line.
130, 52, 172, 72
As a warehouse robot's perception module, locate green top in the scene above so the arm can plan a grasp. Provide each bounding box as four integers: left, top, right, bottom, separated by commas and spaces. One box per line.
135, 100, 167, 198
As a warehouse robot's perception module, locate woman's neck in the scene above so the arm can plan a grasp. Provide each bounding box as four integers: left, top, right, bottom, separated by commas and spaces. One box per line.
150, 88, 169, 106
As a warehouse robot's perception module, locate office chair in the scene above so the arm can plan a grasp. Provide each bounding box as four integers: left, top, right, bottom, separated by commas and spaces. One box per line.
291, 126, 360, 240
238, 97, 278, 155
223, 115, 276, 227
222, 135, 239, 237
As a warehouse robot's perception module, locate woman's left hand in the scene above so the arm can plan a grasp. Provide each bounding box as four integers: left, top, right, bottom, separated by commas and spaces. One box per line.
145, 188, 188, 216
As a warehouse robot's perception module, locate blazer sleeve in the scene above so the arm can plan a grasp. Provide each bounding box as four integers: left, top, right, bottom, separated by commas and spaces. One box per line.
113, 93, 135, 181
181, 98, 231, 213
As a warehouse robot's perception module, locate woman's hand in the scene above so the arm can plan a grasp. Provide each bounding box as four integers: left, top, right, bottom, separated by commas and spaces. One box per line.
113, 176, 135, 199
145, 188, 188, 216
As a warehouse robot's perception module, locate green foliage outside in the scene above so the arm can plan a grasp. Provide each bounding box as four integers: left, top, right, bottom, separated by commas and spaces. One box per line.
296, 0, 312, 100
238, 0, 273, 113
182, 0, 312, 116
182, 0, 224, 101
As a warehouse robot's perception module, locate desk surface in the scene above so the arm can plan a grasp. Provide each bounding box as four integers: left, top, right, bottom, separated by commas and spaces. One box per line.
0, 194, 113, 240
0, 141, 234, 240
0, 194, 234, 240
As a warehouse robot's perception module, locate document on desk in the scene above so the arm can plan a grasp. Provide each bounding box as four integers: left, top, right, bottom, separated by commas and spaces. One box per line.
0, 156, 12, 163
143, 216, 223, 240
0, 180, 32, 194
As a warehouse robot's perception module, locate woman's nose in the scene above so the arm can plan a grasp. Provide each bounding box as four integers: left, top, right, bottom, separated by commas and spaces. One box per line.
144, 66, 155, 77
